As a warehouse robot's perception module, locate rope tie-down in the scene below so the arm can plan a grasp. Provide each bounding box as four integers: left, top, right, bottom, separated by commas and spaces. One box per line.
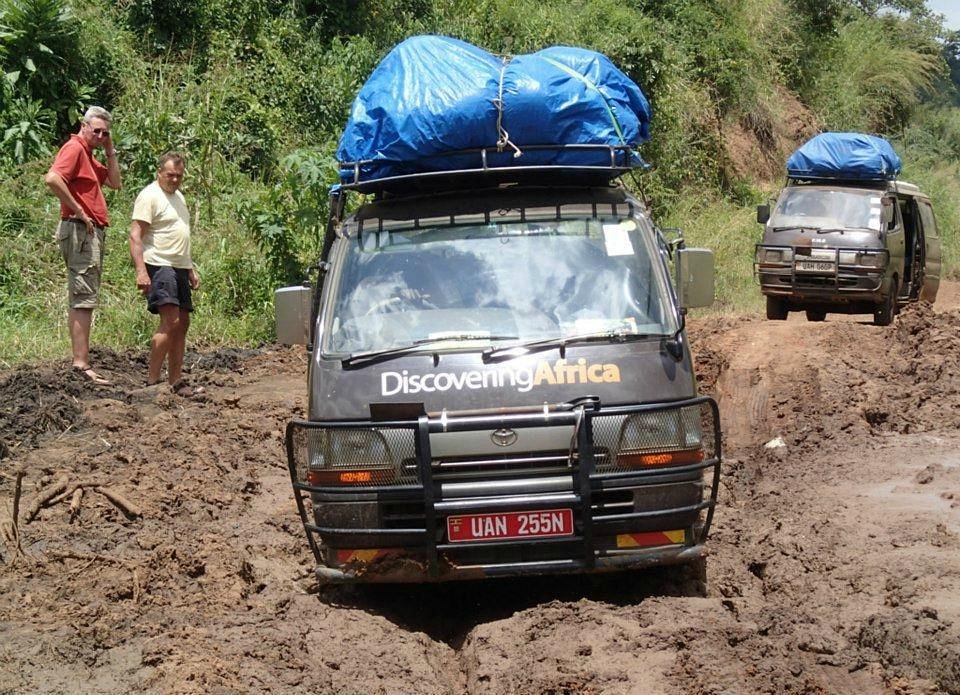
493, 57, 523, 159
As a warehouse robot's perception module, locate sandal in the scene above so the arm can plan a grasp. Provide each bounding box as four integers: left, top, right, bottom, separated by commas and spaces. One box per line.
73, 366, 110, 385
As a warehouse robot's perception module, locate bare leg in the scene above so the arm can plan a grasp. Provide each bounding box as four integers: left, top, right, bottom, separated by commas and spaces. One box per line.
166, 309, 190, 385
149, 305, 181, 385
68, 308, 93, 368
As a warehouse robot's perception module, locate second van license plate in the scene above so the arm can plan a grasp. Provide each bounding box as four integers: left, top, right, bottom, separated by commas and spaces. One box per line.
447, 509, 574, 543
795, 260, 835, 273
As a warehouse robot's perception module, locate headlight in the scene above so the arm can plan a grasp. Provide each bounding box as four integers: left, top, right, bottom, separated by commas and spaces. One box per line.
838, 251, 886, 268
307, 428, 396, 485
757, 247, 791, 264
616, 407, 704, 468
857, 252, 886, 268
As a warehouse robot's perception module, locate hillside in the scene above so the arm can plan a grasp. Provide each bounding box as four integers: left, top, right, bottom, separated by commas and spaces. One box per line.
0, 0, 959, 363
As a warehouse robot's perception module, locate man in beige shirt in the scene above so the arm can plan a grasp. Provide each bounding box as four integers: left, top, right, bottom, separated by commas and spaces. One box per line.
129, 152, 202, 395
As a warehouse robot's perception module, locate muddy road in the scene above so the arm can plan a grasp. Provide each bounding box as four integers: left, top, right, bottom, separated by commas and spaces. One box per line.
2, 287, 960, 694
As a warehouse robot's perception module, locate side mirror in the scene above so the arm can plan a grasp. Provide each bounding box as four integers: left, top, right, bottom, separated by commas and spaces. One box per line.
275, 285, 313, 345
756, 204, 770, 224
676, 248, 715, 309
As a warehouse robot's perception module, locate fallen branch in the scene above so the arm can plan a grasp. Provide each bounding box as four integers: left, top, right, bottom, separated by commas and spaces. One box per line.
11, 469, 23, 535
24, 477, 69, 523
96, 487, 142, 519
24, 478, 104, 521
48, 479, 102, 507
69, 487, 83, 522
47, 489, 73, 507
1, 469, 26, 562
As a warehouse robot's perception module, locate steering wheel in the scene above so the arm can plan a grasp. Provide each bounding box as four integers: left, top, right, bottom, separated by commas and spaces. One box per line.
363, 291, 439, 317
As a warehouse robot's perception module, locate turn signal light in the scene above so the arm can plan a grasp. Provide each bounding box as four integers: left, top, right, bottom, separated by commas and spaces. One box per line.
619, 448, 705, 468
307, 468, 396, 486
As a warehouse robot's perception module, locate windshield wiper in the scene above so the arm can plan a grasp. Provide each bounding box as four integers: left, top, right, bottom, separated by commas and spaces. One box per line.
481, 329, 657, 363
342, 333, 518, 369
818, 226, 876, 233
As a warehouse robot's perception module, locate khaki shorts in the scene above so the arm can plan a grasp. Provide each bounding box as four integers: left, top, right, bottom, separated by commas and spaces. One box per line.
56, 219, 106, 309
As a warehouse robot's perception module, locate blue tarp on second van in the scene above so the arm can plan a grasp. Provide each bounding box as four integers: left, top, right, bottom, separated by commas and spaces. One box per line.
786, 132, 902, 181
336, 35, 652, 187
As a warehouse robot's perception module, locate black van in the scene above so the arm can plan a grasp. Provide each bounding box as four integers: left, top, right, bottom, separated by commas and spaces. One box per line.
755, 132, 940, 325
275, 166, 723, 583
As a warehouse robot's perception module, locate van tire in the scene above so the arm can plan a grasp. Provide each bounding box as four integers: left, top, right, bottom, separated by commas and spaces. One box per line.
874, 281, 898, 327
766, 296, 788, 321
805, 309, 826, 322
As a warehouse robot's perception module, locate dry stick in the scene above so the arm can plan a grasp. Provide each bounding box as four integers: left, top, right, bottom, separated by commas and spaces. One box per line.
11, 469, 24, 537
47, 489, 73, 507
2, 469, 26, 561
24, 477, 104, 521
96, 487, 142, 519
46, 479, 103, 509
69, 488, 83, 522
24, 477, 69, 524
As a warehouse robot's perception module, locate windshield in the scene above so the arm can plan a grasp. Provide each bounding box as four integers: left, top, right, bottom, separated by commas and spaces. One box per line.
770, 188, 882, 231
322, 217, 677, 355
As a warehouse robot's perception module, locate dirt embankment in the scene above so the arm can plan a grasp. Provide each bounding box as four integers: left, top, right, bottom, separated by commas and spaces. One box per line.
2, 290, 960, 694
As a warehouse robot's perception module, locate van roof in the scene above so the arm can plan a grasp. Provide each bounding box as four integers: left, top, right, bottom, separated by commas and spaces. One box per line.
787, 178, 927, 198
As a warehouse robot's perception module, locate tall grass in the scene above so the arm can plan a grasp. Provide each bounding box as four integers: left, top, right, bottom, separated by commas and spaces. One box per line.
661, 191, 769, 315
810, 17, 942, 132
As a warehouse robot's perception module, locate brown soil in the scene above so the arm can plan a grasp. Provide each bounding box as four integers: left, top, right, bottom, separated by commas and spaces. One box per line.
3, 286, 960, 694
722, 86, 820, 186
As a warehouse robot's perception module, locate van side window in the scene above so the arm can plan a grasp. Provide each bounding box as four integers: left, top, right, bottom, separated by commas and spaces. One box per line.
883, 198, 897, 230
918, 201, 938, 239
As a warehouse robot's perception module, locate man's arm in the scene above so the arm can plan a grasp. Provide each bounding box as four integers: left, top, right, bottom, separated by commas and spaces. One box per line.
129, 220, 151, 295
102, 133, 121, 189
44, 170, 94, 233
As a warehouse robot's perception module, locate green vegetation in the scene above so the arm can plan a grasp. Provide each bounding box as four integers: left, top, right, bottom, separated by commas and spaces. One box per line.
1, 0, 958, 362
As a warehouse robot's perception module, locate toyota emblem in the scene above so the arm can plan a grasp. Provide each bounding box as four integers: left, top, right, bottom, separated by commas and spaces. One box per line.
490, 428, 518, 447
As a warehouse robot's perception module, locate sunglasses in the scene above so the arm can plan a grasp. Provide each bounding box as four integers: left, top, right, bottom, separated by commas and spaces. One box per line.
91, 127, 110, 136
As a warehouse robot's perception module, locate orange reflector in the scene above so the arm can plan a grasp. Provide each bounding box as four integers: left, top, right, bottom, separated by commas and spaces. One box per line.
307, 468, 395, 485
616, 530, 685, 548
335, 548, 401, 565
619, 448, 704, 468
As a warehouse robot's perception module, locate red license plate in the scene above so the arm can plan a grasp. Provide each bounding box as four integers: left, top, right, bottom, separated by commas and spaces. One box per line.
446, 508, 574, 543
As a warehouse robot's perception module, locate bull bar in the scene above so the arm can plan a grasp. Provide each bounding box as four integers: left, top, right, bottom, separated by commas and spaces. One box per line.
285, 395, 721, 582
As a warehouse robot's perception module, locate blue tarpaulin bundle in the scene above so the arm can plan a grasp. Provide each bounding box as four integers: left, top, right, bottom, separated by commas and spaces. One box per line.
336, 35, 652, 187
786, 132, 902, 181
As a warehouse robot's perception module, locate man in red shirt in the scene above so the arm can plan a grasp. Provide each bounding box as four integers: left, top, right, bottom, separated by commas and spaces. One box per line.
44, 106, 122, 384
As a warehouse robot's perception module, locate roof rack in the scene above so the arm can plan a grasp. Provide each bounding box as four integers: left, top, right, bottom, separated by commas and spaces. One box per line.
786, 176, 893, 189
339, 143, 639, 195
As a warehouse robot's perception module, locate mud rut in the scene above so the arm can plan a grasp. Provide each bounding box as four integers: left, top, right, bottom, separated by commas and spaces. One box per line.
2, 290, 960, 695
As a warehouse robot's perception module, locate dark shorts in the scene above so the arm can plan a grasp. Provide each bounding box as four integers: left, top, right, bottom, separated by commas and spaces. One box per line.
146, 264, 193, 314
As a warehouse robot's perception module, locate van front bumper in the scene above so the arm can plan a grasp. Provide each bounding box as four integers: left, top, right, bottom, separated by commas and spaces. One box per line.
756, 244, 888, 304
285, 396, 721, 583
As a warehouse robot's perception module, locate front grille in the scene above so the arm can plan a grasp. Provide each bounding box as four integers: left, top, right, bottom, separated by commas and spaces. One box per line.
794, 275, 856, 288
402, 448, 612, 481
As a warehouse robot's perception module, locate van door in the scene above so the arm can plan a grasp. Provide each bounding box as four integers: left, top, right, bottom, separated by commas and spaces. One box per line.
917, 200, 941, 302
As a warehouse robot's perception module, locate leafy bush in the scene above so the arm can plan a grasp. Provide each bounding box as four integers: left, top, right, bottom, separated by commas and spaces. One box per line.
242, 145, 339, 287
0, 0, 93, 136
